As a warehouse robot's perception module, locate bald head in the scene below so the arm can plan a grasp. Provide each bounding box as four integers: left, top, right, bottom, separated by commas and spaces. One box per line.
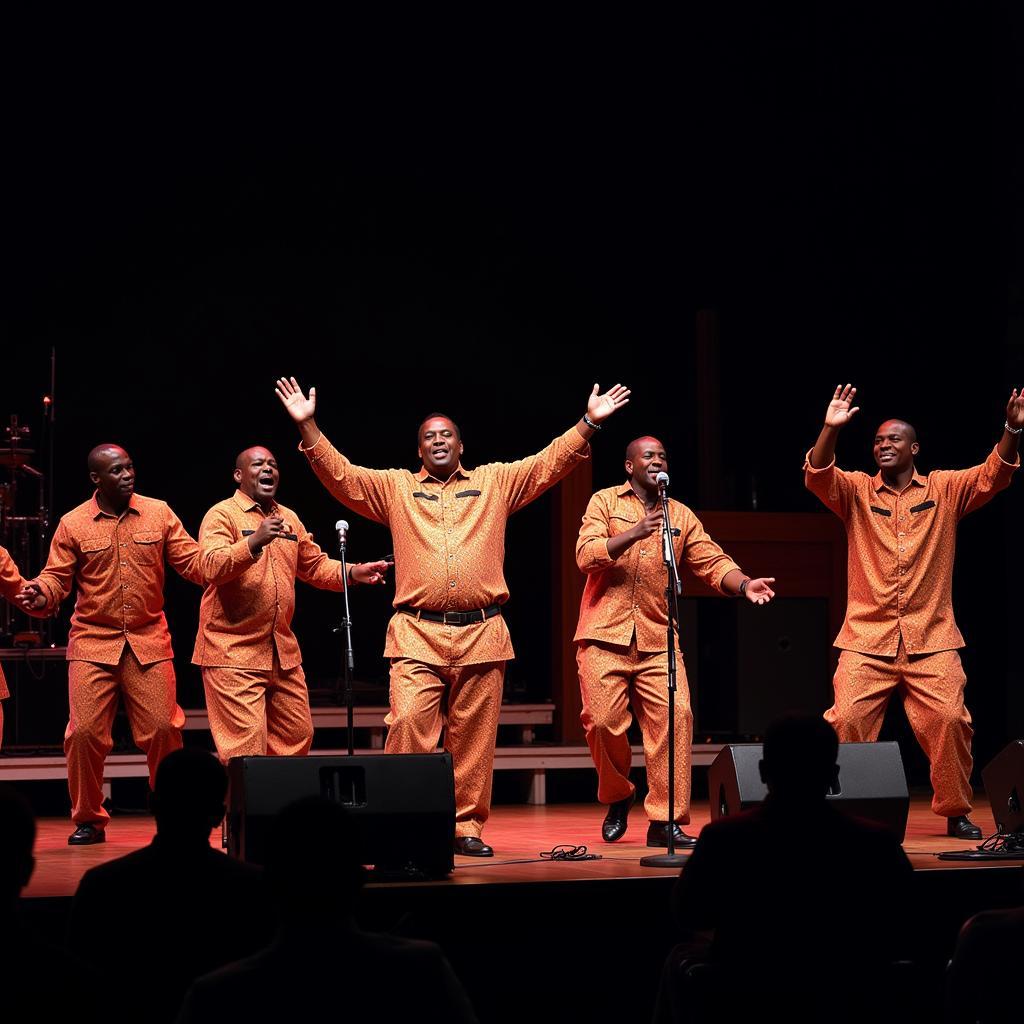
87, 444, 129, 474
234, 446, 280, 507
624, 436, 668, 497
626, 436, 664, 463
875, 419, 917, 444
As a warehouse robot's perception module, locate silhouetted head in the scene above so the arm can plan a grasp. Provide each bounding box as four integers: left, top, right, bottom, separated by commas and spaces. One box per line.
417, 414, 463, 479
150, 749, 228, 842
759, 713, 840, 800
234, 446, 280, 506
0, 784, 36, 911
625, 436, 667, 493
873, 419, 919, 476
88, 444, 135, 508
265, 798, 365, 925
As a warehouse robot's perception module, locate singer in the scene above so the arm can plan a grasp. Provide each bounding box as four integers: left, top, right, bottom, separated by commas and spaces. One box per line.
276, 376, 629, 856
192, 446, 389, 762
805, 384, 1023, 839
574, 436, 776, 847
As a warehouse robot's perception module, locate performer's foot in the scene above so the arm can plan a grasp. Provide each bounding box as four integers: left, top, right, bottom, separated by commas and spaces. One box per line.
68, 823, 106, 846
946, 815, 982, 840
601, 793, 635, 843
646, 821, 698, 849
454, 836, 494, 857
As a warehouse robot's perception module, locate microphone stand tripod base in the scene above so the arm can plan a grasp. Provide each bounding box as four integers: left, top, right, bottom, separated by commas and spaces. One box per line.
639, 851, 689, 868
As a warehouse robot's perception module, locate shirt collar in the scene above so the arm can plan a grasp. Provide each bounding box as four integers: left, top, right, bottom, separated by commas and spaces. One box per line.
415, 463, 471, 484
232, 489, 279, 514
90, 491, 141, 520
872, 467, 927, 494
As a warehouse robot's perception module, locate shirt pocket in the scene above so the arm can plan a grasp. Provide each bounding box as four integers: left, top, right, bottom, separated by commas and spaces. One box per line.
608, 513, 637, 539
131, 530, 164, 565
80, 535, 112, 565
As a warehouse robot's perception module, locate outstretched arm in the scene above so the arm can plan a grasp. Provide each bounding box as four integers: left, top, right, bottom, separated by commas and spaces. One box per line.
809, 384, 860, 469
998, 387, 1024, 464
275, 376, 321, 449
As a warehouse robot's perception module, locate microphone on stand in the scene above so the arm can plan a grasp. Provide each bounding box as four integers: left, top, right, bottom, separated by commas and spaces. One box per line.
335, 519, 349, 552
655, 470, 670, 493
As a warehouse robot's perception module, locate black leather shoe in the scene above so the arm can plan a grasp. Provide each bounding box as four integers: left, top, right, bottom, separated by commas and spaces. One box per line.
454, 836, 494, 857
601, 793, 636, 843
946, 815, 982, 840
68, 823, 106, 846
646, 821, 698, 849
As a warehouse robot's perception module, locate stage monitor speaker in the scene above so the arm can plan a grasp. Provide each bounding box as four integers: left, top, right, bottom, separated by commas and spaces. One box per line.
227, 753, 456, 878
708, 741, 910, 841
981, 740, 1024, 835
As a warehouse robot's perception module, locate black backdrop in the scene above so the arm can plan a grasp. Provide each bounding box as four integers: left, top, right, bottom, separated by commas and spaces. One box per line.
1, 5, 1022, 767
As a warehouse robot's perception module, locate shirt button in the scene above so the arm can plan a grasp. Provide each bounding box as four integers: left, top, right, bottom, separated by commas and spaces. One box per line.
449, 580, 456, 588
899, 547, 905, 552
898, 532, 905, 537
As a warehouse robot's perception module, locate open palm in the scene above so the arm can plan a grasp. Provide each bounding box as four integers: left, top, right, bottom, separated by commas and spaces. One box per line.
275, 377, 317, 422
825, 384, 860, 429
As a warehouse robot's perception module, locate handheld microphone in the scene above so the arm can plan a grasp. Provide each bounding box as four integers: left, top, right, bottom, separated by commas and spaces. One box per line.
335, 520, 349, 549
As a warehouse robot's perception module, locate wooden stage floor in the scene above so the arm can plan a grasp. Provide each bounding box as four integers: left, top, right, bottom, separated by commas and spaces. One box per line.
24, 795, 1016, 900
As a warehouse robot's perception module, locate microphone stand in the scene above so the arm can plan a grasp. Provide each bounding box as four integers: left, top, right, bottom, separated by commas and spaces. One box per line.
332, 528, 356, 756
640, 480, 688, 868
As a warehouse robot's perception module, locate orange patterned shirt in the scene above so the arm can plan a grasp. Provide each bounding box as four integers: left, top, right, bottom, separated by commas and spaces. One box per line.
804, 446, 1017, 656
34, 493, 202, 665
301, 426, 590, 666
0, 545, 31, 698
574, 483, 742, 651
192, 490, 345, 671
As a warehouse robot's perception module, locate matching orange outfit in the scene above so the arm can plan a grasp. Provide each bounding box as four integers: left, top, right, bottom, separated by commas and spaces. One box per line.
34, 493, 202, 828
192, 490, 346, 761
301, 426, 590, 838
574, 484, 742, 823
804, 446, 1018, 816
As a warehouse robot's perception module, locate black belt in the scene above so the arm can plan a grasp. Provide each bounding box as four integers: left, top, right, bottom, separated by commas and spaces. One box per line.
398, 604, 502, 626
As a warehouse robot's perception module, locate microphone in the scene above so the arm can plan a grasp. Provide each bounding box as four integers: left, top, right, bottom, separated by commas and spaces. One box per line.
656, 471, 670, 492
335, 519, 349, 550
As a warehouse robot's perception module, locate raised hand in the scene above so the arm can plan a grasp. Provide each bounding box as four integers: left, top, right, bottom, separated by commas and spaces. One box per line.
587, 383, 631, 424
275, 377, 317, 424
824, 384, 860, 430
351, 559, 391, 585
743, 577, 776, 606
15, 582, 47, 611
1006, 388, 1024, 431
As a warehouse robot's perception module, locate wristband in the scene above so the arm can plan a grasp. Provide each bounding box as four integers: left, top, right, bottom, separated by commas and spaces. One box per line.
583, 414, 602, 431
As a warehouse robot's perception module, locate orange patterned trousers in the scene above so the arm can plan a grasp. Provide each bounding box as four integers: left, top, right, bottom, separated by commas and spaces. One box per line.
385, 658, 504, 839
825, 642, 973, 817
65, 650, 184, 826
201, 657, 314, 763
577, 638, 692, 824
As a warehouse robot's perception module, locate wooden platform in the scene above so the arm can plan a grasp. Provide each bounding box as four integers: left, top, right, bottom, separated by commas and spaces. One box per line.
21, 796, 1014, 900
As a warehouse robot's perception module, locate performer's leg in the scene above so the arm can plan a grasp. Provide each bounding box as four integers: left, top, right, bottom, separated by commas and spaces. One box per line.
634, 647, 692, 825
824, 649, 897, 742
384, 658, 446, 754
900, 648, 973, 817
202, 665, 271, 761
444, 661, 505, 839
577, 640, 636, 805
265, 657, 314, 756
119, 650, 184, 788
64, 660, 121, 827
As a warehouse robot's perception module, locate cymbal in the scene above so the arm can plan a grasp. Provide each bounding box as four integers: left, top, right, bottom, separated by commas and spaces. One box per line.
0, 447, 35, 468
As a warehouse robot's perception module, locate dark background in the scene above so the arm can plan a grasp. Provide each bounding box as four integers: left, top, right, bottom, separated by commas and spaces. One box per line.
2, 6, 1022, 773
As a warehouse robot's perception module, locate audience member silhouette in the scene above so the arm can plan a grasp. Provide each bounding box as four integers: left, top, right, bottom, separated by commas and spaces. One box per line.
0, 784, 96, 1022
655, 713, 914, 1024
176, 796, 479, 1023
946, 899, 1024, 1023
66, 748, 270, 1023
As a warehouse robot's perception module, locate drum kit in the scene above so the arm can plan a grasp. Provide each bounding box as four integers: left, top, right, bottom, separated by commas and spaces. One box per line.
1, 412, 53, 647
